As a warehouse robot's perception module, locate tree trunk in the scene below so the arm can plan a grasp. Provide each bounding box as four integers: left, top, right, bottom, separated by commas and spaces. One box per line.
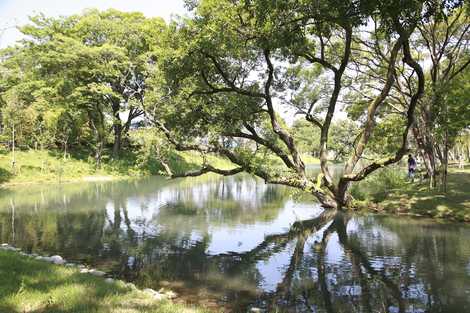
112, 102, 122, 159
443, 138, 448, 192
442, 102, 449, 193
63, 138, 68, 161
11, 124, 16, 173
335, 180, 352, 210
95, 140, 103, 167
89, 112, 105, 167
412, 125, 438, 188
112, 123, 122, 159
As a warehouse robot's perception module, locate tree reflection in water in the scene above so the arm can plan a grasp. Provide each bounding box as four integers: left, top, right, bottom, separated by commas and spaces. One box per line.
0, 176, 469, 312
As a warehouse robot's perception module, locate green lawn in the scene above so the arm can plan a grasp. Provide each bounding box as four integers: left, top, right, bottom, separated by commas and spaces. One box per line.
0, 149, 320, 187
301, 154, 321, 165
0, 250, 212, 313
0, 149, 235, 186
0, 150, 128, 185
371, 167, 470, 222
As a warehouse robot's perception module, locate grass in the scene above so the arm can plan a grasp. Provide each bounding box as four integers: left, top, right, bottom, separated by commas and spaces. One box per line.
0, 150, 124, 185
353, 166, 470, 222
0, 250, 213, 313
0, 148, 312, 186
0, 149, 235, 186
165, 151, 235, 174
301, 154, 320, 165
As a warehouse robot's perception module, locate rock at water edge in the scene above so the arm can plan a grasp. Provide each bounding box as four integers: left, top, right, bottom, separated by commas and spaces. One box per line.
50, 255, 65, 265
89, 269, 106, 277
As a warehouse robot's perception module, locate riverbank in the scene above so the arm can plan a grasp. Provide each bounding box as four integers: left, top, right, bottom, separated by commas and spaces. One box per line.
2, 150, 468, 222
0, 150, 127, 186
0, 149, 321, 186
0, 149, 234, 186
355, 167, 470, 222
0, 248, 211, 313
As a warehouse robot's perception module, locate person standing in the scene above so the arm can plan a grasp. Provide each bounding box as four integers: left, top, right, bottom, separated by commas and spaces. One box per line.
407, 154, 417, 181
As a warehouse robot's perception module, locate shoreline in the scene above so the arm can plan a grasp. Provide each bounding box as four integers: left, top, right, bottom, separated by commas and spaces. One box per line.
1, 153, 468, 223
0, 244, 210, 313
0, 243, 175, 299
0, 174, 134, 188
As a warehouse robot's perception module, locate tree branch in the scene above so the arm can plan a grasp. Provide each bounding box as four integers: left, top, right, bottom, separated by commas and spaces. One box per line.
344, 37, 403, 174
171, 165, 244, 178
319, 25, 352, 191
343, 34, 425, 183
263, 49, 306, 175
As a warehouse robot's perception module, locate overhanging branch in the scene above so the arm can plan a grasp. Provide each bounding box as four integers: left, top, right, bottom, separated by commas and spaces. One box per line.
171, 165, 244, 178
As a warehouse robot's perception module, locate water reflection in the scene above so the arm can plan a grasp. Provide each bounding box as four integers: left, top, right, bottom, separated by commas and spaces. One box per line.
0, 175, 469, 312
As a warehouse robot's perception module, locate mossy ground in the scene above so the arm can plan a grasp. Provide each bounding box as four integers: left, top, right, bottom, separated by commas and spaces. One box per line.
0, 250, 213, 313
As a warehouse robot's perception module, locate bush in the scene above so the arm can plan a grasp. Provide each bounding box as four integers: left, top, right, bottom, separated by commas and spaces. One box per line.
350, 166, 407, 202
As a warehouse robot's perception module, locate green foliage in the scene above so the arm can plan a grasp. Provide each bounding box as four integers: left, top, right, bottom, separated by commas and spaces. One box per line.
129, 129, 171, 175
292, 119, 360, 161
129, 128, 234, 176
0, 1, 467, 210
350, 165, 407, 202
328, 120, 361, 161
0, 9, 166, 159
292, 120, 321, 156
442, 66, 470, 141
367, 114, 407, 155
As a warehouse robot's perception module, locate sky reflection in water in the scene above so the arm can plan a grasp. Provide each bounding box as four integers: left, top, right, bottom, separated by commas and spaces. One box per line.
0, 174, 469, 312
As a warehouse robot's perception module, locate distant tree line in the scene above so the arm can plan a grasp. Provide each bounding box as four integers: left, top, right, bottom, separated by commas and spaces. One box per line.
0, 9, 165, 163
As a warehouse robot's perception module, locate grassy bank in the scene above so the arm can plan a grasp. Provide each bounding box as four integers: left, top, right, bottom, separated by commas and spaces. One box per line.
352, 166, 470, 222
0, 250, 211, 313
0, 149, 234, 186
0, 150, 123, 185
0, 149, 319, 186
301, 154, 320, 165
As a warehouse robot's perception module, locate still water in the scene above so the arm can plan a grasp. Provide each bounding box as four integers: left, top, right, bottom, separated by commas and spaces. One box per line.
0, 174, 469, 313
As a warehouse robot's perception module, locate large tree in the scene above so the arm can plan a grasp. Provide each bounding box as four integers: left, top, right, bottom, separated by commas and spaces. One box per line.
359, 3, 470, 188
413, 4, 469, 188
144, 0, 456, 209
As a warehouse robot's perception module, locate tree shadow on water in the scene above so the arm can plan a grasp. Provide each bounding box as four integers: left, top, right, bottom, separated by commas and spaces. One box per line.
208, 211, 434, 313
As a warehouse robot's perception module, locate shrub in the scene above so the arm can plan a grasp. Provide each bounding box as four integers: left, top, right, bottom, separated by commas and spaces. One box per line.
350, 165, 407, 202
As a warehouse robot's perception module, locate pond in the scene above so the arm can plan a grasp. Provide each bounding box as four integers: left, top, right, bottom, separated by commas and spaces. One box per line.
0, 174, 469, 313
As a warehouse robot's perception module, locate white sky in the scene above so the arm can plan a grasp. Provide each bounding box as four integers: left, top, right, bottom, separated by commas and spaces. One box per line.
0, 0, 187, 48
